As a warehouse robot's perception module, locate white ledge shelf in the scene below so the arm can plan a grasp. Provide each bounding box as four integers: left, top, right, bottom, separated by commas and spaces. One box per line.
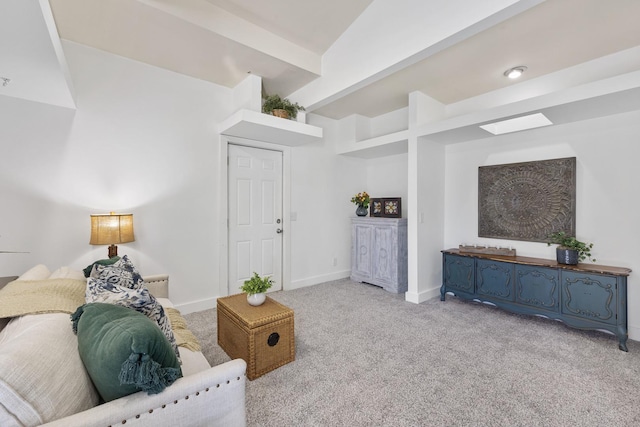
219, 109, 323, 146
337, 130, 408, 159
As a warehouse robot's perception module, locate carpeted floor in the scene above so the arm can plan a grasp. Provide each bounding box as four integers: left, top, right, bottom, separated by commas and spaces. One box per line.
183, 279, 640, 427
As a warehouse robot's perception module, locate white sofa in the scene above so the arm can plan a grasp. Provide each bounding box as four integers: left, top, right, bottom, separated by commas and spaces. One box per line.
0, 273, 247, 427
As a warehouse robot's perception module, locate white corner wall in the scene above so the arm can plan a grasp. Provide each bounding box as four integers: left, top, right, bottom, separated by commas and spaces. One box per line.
0, 41, 233, 311
365, 153, 408, 217
289, 114, 368, 288
442, 110, 640, 340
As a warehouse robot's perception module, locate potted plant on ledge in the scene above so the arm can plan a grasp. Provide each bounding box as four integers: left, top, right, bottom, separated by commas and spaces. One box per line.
547, 232, 596, 265
262, 94, 305, 120
240, 272, 274, 306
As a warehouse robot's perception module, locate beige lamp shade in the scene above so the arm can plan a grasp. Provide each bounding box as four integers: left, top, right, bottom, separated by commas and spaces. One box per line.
90, 213, 134, 257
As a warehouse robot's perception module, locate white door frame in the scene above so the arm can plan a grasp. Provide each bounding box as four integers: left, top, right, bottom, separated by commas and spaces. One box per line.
219, 135, 291, 296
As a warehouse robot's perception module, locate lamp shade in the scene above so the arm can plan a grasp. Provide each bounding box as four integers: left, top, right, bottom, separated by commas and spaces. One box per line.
90, 213, 135, 245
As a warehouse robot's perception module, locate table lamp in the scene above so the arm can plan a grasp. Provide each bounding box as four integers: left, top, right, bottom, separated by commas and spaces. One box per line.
90, 212, 134, 257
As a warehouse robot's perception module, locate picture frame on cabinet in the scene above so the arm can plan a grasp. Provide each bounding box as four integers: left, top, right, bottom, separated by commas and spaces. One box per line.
370, 198, 383, 217
382, 198, 401, 218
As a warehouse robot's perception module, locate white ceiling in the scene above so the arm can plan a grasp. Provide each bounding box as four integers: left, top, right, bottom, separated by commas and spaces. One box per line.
313, 0, 640, 118
2, 0, 640, 121
0, 0, 75, 108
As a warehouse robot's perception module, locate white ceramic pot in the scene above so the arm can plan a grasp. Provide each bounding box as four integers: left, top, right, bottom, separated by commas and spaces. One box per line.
247, 293, 266, 306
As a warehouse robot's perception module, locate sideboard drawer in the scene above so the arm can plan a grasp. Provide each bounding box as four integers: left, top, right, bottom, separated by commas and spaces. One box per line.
477, 259, 514, 301
561, 271, 618, 325
443, 254, 475, 294
515, 265, 559, 312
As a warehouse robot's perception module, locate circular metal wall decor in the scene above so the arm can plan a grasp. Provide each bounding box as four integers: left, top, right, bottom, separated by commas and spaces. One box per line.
478, 157, 576, 242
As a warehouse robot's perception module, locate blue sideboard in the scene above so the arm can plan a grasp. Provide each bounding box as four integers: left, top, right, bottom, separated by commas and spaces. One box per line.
441, 249, 632, 351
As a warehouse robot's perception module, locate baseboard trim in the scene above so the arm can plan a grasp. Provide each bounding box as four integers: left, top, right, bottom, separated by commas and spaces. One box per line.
174, 297, 217, 315
405, 286, 440, 304
173, 271, 349, 314
288, 270, 351, 290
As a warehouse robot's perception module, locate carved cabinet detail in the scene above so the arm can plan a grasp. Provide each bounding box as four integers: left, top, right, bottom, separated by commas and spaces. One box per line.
443, 254, 474, 293
516, 265, 559, 311
477, 259, 514, 301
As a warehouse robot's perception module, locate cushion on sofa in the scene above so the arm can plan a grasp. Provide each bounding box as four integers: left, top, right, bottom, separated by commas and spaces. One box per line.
85, 255, 180, 361
72, 303, 182, 402
16, 264, 51, 281
82, 256, 120, 278
90, 254, 140, 287
0, 313, 100, 426
49, 266, 86, 281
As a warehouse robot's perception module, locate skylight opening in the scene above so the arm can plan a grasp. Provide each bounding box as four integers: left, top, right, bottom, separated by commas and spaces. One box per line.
479, 113, 553, 135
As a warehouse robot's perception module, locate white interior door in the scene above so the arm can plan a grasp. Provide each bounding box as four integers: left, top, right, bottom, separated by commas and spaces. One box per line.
228, 144, 283, 294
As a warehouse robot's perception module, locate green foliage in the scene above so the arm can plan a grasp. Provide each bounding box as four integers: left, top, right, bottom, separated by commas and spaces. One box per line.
239, 272, 274, 295
547, 232, 596, 262
262, 94, 305, 119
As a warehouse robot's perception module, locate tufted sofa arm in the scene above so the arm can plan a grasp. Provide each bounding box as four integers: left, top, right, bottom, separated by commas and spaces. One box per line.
42, 358, 247, 427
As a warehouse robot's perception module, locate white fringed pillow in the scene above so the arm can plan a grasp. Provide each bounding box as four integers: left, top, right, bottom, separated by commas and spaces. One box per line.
49, 267, 85, 281
16, 264, 51, 281
0, 313, 100, 426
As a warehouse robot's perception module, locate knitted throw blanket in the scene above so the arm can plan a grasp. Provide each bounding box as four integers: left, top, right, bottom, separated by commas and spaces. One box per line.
0, 279, 201, 352
165, 307, 202, 352
0, 278, 85, 318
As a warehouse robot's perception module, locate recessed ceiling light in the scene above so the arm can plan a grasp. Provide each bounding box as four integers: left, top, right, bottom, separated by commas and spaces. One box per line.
479, 113, 553, 135
503, 66, 527, 79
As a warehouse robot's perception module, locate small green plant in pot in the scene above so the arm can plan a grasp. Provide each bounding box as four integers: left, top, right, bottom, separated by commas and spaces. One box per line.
262, 94, 305, 120
547, 232, 595, 264
240, 272, 274, 306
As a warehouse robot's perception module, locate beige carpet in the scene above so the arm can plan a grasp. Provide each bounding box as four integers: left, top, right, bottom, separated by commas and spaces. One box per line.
184, 278, 640, 427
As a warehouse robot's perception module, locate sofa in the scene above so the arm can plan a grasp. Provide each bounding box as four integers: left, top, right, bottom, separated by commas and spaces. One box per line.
0, 266, 247, 427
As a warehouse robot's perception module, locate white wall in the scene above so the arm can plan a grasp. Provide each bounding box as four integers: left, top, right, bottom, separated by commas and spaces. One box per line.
0, 42, 367, 312
289, 114, 368, 288
365, 153, 408, 217
0, 41, 232, 309
442, 110, 640, 339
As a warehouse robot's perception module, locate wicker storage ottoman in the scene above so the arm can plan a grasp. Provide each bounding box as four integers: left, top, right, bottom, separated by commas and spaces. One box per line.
217, 293, 295, 380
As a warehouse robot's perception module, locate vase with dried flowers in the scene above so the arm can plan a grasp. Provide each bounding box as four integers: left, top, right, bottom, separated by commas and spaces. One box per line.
350, 191, 370, 216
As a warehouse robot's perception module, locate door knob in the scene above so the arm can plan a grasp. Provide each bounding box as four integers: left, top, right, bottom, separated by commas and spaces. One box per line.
276, 228, 283, 234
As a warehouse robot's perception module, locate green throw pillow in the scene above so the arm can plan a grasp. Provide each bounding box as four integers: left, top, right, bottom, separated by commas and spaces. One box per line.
83, 256, 121, 277
72, 303, 182, 402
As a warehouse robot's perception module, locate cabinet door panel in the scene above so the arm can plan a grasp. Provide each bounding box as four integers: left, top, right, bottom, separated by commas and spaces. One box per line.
561, 271, 617, 324
444, 255, 474, 293
477, 259, 514, 301
353, 225, 372, 279
516, 265, 559, 312
372, 225, 397, 283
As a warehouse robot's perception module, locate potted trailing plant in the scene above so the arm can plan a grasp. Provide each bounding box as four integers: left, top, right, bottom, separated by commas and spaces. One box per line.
240, 272, 274, 306
350, 191, 370, 217
262, 94, 305, 120
547, 232, 595, 265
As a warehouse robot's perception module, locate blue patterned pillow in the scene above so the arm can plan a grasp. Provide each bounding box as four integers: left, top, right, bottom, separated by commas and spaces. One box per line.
90, 255, 142, 289
86, 256, 180, 362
